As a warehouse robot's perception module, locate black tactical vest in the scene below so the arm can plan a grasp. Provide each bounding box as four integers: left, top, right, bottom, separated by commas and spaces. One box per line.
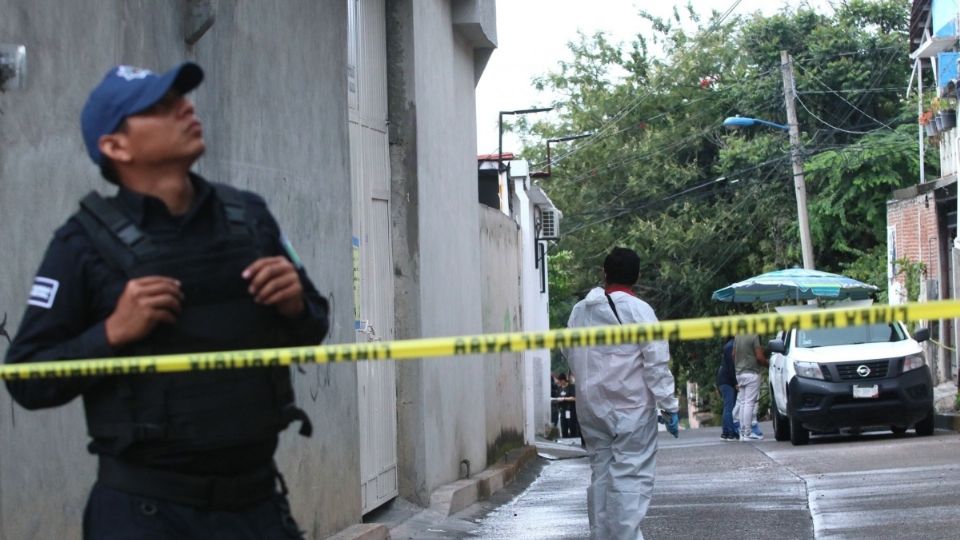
73, 183, 312, 457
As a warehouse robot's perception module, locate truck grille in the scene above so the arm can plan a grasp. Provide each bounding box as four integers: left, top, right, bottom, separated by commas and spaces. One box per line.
835, 360, 889, 380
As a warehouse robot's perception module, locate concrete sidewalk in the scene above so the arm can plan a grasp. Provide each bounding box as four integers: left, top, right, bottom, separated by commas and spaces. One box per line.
328, 444, 540, 540
934, 381, 959, 432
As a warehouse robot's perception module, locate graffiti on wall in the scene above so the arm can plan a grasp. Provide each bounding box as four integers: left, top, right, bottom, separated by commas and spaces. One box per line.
0, 312, 9, 344
1, 312, 14, 426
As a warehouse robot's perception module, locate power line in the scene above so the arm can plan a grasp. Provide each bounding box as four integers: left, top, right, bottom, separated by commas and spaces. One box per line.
797, 88, 903, 95
560, 94, 788, 188
712, 0, 744, 30
794, 91, 884, 135
561, 128, 922, 239
532, 0, 765, 170
533, 94, 712, 170
566, 154, 790, 219
533, 42, 898, 173
804, 45, 905, 146
794, 61, 894, 130
562, 154, 791, 236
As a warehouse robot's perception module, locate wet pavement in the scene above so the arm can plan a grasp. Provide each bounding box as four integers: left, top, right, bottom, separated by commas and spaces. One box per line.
388, 425, 960, 539
643, 428, 812, 539
763, 431, 960, 539
467, 454, 589, 539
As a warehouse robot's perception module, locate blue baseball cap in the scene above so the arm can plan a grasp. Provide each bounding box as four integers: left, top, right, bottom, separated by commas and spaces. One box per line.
80, 62, 204, 165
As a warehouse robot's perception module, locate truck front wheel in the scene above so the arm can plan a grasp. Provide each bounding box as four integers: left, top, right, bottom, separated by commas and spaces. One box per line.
915, 407, 935, 437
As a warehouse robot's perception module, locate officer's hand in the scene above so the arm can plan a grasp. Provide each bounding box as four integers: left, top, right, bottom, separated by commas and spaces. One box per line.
242, 256, 304, 318
665, 412, 680, 438
105, 276, 183, 347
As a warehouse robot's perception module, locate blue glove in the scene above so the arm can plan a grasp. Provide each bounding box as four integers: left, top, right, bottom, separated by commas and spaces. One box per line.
665, 411, 679, 438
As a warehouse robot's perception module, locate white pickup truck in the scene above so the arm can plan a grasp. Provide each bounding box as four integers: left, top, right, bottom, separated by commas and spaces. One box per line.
767, 320, 934, 445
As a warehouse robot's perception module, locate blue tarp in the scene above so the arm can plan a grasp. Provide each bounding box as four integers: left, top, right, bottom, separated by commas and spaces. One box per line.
938, 51, 960, 94
934, 0, 958, 38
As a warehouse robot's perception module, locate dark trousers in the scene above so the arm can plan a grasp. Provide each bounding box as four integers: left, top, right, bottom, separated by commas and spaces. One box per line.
83, 483, 304, 540
720, 384, 738, 436
560, 405, 580, 438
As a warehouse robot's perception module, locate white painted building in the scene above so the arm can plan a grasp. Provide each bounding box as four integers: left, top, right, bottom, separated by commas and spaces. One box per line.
479, 157, 561, 440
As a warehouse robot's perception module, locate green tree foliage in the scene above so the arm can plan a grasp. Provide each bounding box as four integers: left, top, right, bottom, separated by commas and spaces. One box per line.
521, 0, 937, 399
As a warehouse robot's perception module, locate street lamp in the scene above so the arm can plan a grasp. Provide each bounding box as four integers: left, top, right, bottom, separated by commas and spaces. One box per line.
530, 132, 593, 179
498, 107, 553, 171
723, 115, 815, 270
498, 107, 553, 212
722, 116, 788, 131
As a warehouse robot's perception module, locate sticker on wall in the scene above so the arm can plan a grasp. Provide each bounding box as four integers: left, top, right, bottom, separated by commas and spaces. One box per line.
353, 236, 361, 329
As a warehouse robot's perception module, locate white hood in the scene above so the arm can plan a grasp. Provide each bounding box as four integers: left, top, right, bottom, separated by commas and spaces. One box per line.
789, 340, 921, 364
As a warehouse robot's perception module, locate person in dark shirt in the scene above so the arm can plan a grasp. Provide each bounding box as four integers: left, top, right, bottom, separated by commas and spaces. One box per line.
556, 372, 579, 438
717, 337, 739, 440
4, 62, 328, 539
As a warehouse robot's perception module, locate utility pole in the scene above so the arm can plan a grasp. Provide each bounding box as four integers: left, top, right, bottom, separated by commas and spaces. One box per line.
781, 50, 815, 270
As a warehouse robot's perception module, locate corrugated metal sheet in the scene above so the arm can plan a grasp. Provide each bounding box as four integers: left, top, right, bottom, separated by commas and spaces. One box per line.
348, 0, 397, 515
359, 0, 387, 123
347, 0, 359, 111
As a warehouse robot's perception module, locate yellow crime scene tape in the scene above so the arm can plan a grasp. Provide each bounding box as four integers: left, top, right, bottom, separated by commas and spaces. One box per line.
3, 299, 960, 381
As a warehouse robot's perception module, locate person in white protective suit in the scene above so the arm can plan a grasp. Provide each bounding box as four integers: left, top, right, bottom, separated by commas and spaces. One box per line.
566, 247, 679, 540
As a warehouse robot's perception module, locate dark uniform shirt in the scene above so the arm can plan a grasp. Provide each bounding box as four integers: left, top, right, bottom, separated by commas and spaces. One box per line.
4, 174, 328, 474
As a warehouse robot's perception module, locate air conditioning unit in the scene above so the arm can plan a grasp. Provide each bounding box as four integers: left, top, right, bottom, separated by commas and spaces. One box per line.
538, 206, 561, 240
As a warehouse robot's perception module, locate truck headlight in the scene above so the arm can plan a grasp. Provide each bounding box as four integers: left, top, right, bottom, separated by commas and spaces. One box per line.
795, 361, 825, 380
903, 354, 926, 372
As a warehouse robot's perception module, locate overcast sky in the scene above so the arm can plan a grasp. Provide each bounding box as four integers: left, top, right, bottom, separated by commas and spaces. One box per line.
476, 0, 835, 154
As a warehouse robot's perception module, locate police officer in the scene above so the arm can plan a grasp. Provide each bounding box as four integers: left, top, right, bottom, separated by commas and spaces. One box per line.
4, 62, 329, 539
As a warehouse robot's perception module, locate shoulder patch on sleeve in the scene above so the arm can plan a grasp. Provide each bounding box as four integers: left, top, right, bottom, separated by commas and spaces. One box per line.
28, 277, 60, 309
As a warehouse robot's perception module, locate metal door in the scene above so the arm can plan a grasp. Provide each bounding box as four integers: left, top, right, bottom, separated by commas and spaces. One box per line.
347, 0, 398, 514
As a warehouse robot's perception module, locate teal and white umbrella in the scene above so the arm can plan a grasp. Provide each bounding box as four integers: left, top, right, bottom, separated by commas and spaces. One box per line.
711, 268, 878, 303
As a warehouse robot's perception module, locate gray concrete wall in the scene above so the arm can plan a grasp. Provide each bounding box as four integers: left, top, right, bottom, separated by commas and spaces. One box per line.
387, 0, 497, 504
0, 1, 359, 538
386, 0, 429, 505
479, 206, 525, 462
413, 0, 488, 496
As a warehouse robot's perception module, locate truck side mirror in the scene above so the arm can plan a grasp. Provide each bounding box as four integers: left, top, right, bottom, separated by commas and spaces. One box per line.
768, 339, 786, 354
912, 327, 930, 343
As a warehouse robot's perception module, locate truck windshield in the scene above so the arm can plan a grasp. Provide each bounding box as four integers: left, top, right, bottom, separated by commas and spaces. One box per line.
795, 323, 906, 348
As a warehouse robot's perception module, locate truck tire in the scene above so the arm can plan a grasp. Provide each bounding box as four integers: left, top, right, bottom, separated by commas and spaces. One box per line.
771, 387, 790, 442
789, 412, 809, 446
915, 408, 935, 436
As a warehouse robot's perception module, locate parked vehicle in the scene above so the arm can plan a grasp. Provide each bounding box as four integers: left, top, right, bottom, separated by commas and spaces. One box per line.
768, 321, 933, 445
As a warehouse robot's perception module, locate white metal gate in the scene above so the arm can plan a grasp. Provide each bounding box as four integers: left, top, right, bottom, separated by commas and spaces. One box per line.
347, 0, 398, 514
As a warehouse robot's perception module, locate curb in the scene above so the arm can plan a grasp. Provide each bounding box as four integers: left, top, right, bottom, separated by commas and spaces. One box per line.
326, 523, 389, 540
935, 413, 960, 432
326, 444, 539, 539
428, 445, 538, 517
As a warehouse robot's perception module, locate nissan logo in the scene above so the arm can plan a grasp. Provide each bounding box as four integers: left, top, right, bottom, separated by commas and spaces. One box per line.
856, 365, 871, 377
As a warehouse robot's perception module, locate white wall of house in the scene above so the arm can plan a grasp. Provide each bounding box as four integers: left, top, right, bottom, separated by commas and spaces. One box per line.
512, 165, 554, 441
479, 205, 525, 460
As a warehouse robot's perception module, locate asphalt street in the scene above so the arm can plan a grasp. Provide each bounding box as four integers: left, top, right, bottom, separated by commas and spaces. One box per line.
392, 424, 960, 539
